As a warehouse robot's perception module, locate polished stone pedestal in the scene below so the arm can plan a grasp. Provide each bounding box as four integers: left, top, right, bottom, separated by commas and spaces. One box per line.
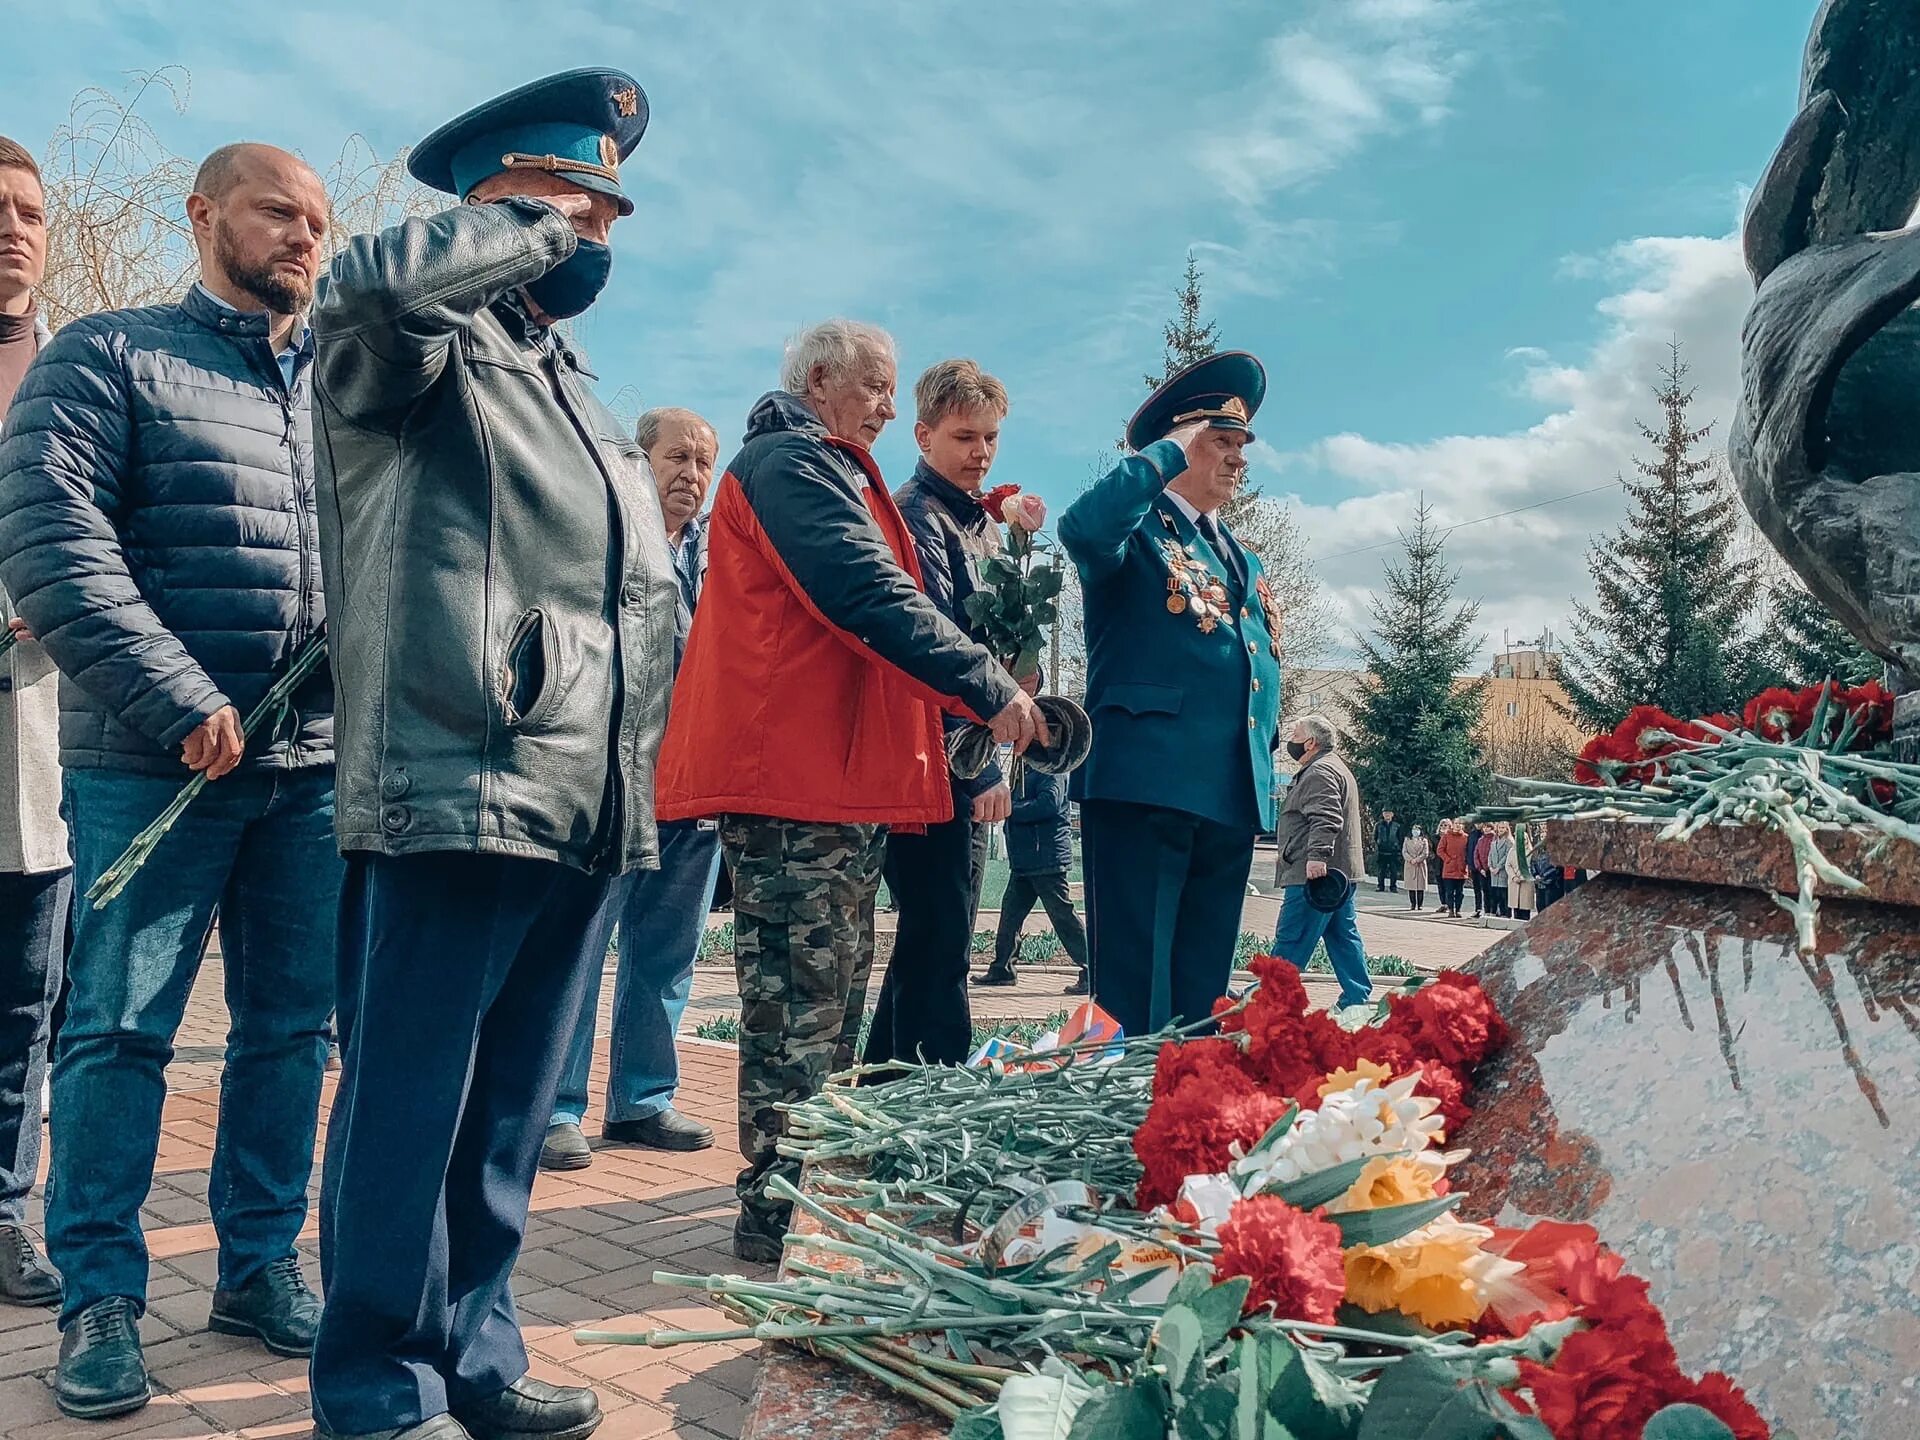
1455, 817, 1920, 1440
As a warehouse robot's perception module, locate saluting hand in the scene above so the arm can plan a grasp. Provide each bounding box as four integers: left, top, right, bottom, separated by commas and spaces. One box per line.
1166, 419, 1210, 465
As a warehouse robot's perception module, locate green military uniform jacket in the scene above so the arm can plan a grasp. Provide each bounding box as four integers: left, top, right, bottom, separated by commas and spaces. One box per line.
1060, 439, 1283, 831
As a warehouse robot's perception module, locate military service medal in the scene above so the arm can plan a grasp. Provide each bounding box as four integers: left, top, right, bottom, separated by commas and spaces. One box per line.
1158, 535, 1229, 634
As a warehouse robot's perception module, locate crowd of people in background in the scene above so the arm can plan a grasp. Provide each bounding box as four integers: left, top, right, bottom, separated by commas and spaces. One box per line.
1367, 812, 1576, 921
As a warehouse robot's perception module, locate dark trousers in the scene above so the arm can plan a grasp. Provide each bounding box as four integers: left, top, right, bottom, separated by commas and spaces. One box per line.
1469, 871, 1490, 915
0, 868, 68, 1225
1374, 855, 1399, 890
1438, 878, 1465, 912
864, 816, 986, 1068
992, 869, 1088, 973
312, 853, 614, 1433
1081, 799, 1254, 1038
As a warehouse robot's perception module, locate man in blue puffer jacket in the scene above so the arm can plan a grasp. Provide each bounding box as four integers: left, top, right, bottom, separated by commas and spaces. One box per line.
0, 142, 339, 1420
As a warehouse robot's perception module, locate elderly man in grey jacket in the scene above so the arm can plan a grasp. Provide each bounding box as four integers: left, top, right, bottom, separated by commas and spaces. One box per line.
0, 141, 340, 1419
1271, 715, 1372, 1016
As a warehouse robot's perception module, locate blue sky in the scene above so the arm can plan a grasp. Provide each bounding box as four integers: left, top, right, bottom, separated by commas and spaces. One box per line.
4, 0, 1818, 659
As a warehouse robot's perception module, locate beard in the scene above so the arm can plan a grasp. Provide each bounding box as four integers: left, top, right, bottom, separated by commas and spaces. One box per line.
214, 217, 312, 315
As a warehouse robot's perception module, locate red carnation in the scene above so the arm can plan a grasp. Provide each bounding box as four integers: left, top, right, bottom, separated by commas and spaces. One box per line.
1792, 681, 1846, 743
1842, 679, 1895, 745
1151, 1036, 1255, 1101
1613, 705, 1694, 757
1481, 1221, 1624, 1336
1242, 955, 1311, 1020
1409, 1058, 1470, 1137
1743, 687, 1802, 741
1573, 732, 1630, 786
1350, 1028, 1419, 1076
1667, 1372, 1770, 1440
1381, 972, 1508, 1070
1214, 1195, 1346, 1322
1133, 1079, 1290, 1210
1516, 1321, 1685, 1438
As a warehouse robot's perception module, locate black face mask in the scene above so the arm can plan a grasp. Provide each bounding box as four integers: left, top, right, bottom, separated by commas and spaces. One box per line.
525, 238, 612, 320
1285, 740, 1308, 761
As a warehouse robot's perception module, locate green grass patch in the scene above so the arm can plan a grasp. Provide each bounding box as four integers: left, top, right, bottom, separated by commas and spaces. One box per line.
1234, 930, 1417, 976
693, 1014, 740, 1042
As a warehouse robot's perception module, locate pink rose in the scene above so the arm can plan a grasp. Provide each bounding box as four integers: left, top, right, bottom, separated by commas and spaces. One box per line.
1004, 493, 1048, 531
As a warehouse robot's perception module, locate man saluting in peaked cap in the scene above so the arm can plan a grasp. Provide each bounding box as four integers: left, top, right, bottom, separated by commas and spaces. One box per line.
307, 69, 677, 1440
1059, 352, 1284, 1039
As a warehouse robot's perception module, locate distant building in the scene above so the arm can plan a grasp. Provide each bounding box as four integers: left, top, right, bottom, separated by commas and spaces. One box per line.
1282, 647, 1586, 778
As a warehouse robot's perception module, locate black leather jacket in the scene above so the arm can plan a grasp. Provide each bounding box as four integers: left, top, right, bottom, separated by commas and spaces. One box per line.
311, 198, 677, 872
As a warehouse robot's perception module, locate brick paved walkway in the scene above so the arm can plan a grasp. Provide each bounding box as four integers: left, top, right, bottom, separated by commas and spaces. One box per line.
0, 963, 766, 1440
0, 885, 1498, 1440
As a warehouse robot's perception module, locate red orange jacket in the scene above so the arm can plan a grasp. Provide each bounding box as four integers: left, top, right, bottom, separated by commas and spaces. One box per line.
655, 393, 1016, 828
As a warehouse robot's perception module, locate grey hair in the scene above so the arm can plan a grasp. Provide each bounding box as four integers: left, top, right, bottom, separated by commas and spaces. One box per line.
1288, 714, 1339, 753
780, 318, 896, 394
634, 406, 717, 453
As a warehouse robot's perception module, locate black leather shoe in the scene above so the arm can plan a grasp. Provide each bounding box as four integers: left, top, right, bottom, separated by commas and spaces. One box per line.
971, 967, 1017, 987
315, 1413, 474, 1440
55, 1296, 151, 1419
538, 1123, 593, 1172
601, 1107, 713, 1152
732, 1209, 785, 1264
209, 1252, 322, 1357
0, 1223, 62, 1307
1063, 970, 1090, 996
451, 1377, 601, 1440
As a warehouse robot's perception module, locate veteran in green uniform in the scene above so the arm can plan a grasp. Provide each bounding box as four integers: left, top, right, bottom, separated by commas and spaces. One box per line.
1059, 352, 1283, 1037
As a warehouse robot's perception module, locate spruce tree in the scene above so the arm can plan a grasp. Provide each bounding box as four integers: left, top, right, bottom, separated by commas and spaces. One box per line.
1560, 345, 1762, 729
1764, 579, 1880, 686
1145, 252, 1220, 387
1348, 502, 1488, 828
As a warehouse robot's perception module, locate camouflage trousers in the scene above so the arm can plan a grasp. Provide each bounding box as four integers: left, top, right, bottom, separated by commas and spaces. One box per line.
721, 815, 886, 1231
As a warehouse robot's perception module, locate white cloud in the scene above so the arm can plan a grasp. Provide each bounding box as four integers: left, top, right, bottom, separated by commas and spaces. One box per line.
1269, 229, 1756, 663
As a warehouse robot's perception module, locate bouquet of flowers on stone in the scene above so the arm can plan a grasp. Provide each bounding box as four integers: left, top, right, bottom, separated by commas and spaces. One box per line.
964, 484, 1063, 684
1482, 677, 1920, 953
578, 961, 1768, 1439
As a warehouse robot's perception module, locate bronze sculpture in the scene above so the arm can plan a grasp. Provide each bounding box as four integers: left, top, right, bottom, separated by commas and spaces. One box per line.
1731, 0, 1920, 695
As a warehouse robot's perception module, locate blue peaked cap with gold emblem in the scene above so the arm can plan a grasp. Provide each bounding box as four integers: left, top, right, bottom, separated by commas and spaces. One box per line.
1126, 350, 1267, 452
408, 68, 649, 216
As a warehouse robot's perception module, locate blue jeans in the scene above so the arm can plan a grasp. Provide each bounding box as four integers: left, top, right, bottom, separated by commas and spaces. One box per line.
1272, 883, 1371, 1009
49, 768, 340, 1325
550, 820, 722, 1127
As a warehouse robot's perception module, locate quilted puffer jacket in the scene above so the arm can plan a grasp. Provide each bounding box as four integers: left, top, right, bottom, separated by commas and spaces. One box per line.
0, 285, 331, 775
